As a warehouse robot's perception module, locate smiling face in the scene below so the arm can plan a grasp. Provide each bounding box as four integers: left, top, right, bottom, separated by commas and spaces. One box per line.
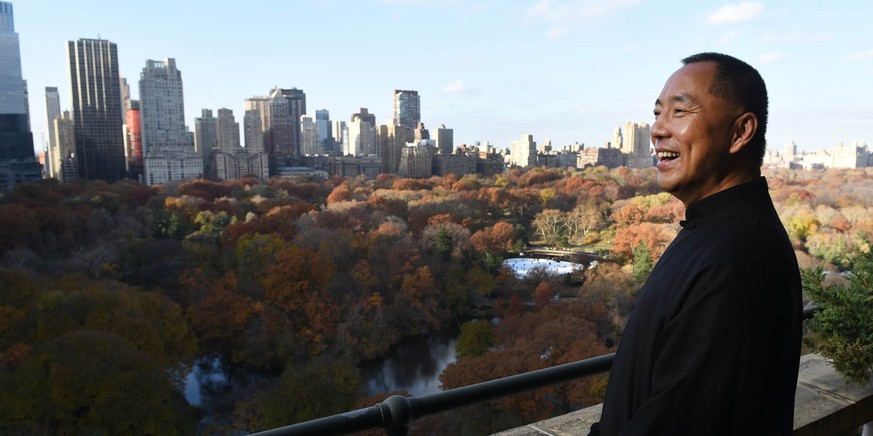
651, 61, 758, 207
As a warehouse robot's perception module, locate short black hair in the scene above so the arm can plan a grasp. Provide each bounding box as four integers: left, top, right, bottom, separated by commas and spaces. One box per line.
682, 52, 768, 167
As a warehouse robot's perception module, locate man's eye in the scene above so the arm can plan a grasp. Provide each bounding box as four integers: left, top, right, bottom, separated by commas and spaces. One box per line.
653, 110, 661, 118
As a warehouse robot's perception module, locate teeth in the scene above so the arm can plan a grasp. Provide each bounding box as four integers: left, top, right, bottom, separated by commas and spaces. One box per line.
658, 151, 680, 159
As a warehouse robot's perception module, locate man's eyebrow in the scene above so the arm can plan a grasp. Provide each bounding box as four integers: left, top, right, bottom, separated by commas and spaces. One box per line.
655, 93, 696, 107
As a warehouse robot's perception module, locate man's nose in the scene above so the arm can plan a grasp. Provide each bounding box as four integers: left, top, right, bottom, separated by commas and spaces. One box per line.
650, 118, 666, 144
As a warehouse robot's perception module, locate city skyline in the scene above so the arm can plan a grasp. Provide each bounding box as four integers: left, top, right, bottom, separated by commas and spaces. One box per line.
13, 0, 873, 157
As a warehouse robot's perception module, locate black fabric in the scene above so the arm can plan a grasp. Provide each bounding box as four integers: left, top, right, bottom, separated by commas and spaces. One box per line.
591, 177, 802, 436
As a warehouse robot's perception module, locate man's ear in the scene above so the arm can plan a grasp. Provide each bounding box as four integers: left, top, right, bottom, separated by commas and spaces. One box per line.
730, 112, 758, 154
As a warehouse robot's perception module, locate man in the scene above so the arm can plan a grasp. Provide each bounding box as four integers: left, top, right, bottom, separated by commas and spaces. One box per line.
589, 52, 802, 435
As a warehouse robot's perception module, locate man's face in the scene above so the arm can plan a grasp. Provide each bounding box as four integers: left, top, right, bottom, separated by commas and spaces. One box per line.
651, 61, 745, 206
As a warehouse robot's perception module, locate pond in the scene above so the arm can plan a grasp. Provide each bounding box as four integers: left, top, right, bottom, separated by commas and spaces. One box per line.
359, 331, 459, 396
183, 257, 585, 414
184, 332, 459, 410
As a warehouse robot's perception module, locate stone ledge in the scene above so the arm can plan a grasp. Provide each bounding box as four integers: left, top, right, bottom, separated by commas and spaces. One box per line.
493, 353, 873, 436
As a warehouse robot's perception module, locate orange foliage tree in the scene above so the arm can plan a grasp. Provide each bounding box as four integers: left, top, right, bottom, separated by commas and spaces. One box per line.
263, 244, 337, 355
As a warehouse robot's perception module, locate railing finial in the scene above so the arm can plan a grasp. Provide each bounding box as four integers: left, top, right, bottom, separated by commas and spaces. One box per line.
382, 395, 414, 436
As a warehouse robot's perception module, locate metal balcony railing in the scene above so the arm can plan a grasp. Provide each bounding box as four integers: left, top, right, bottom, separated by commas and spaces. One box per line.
250, 306, 822, 436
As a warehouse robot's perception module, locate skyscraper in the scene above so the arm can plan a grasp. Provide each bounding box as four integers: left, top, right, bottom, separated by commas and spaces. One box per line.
315, 109, 333, 154
125, 100, 142, 177
212, 107, 268, 181
139, 59, 187, 153
0, 2, 41, 189
194, 109, 217, 178
300, 115, 320, 156
68, 38, 126, 183
278, 87, 306, 156
393, 90, 420, 129
434, 124, 454, 156
622, 121, 652, 168
330, 120, 347, 155
245, 88, 306, 172
348, 108, 376, 157
216, 108, 240, 152
44, 86, 61, 178
376, 123, 412, 174
243, 107, 264, 152
119, 77, 131, 123
54, 110, 77, 182
139, 58, 202, 185
509, 134, 537, 168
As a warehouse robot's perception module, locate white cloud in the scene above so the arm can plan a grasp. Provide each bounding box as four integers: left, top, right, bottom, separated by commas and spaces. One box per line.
758, 52, 782, 64
623, 43, 639, 52
704, 2, 764, 25
847, 49, 873, 61
442, 79, 468, 94
524, 0, 641, 38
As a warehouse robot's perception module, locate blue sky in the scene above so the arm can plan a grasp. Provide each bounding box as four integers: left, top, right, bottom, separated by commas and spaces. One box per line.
13, 0, 873, 154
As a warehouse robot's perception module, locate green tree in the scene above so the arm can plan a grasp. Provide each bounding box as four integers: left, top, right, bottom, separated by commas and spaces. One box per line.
455, 319, 495, 358
632, 241, 654, 282
26, 276, 198, 382
234, 233, 286, 296
247, 355, 361, 431
0, 269, 39, 350
151, 208, 192, 240
806, 230, 856, 268
435, 227, 454, 258
803, 246, 873, 385
785, 213, 820, 246
194, 209, 237, 235
0, 331, 198, 435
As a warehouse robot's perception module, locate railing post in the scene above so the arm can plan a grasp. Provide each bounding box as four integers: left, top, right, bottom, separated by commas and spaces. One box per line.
381, 395, 413, 436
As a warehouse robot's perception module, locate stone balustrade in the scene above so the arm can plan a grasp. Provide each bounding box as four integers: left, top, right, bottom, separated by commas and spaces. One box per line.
494, 353, 873, 436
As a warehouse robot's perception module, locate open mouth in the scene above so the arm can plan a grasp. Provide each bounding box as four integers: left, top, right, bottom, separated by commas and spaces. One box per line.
657, 151, 680, 161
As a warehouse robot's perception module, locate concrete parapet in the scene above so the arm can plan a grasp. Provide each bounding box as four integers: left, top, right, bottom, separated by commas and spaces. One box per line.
493, 353, 873, 436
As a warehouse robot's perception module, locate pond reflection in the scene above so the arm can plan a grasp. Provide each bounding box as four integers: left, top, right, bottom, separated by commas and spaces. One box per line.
360, 333, 458, 396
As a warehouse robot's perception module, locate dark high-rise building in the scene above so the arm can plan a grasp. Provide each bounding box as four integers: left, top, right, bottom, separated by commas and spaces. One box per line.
0, 1, 41, 190
246, 87, 306, 172
67, 38, 126, 183
277, 87, 306, 157
315, 109, 333, 154
393, 89, 420, 129
194, 108, 217, 179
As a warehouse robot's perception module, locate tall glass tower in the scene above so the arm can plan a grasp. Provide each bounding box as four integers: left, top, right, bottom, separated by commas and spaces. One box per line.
67, 38, 126, 183
44, 86, 61, 178
0, 2, 26, 117
0, 1, 42, 190
393, 89, 420, 130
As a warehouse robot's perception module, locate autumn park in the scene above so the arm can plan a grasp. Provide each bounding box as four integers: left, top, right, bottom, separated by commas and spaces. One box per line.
0, 166, 872, 435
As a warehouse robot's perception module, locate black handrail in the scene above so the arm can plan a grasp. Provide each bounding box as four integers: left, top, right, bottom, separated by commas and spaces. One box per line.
250, 305, 822, 436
